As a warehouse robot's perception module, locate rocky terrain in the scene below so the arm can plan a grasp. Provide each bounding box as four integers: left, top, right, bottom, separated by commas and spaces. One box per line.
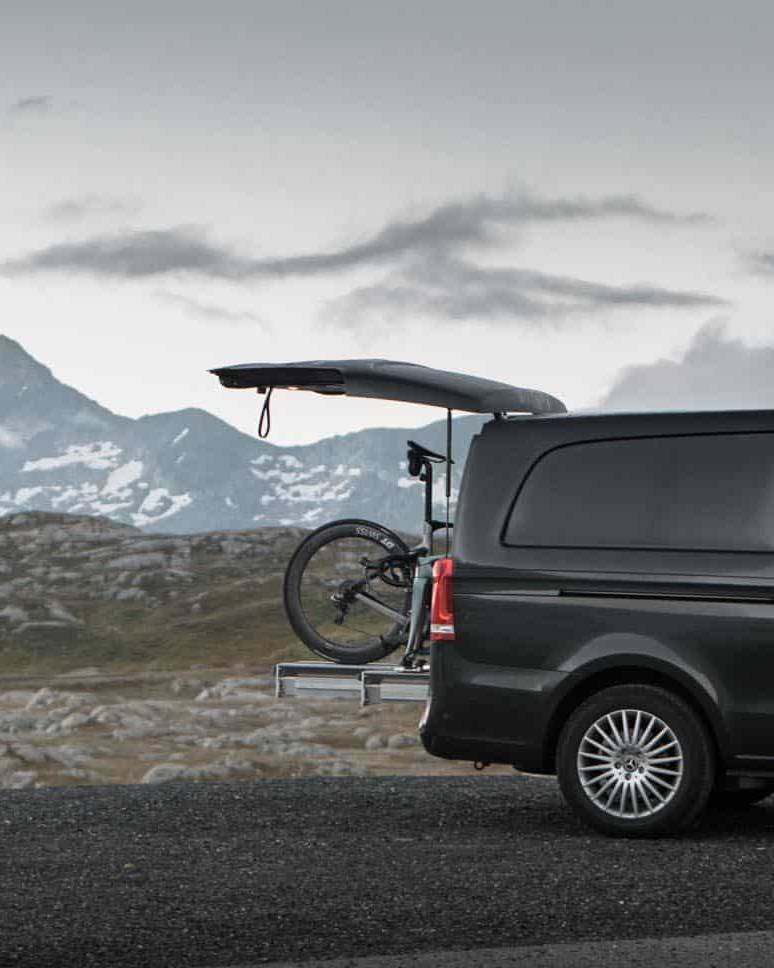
0, 510, 503, 789
0, 334, 484, 533
0, 667, 488, 791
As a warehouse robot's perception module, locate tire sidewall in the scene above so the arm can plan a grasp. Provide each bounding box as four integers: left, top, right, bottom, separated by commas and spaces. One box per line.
283, 519, 411, 664
557, 685, 714, 837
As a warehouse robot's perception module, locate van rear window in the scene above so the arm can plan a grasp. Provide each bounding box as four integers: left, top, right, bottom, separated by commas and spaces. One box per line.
504, 433, 774, 552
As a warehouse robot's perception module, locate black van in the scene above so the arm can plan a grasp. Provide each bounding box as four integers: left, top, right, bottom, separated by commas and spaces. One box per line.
422, 408, 774, 835
213, 359, 774, 836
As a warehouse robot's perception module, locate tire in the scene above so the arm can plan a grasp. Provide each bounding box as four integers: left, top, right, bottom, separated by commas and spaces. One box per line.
556, 685, 715, 838
709, 786, 774, 809
283, 519, 412, 665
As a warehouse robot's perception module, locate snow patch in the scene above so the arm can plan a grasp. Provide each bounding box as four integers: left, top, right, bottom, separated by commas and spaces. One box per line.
102, 461, 143, 497
22, 442, 121, 473
250, 468, 311, 483
433, 478, 459, 505
332, 464, 361, 477
172, 428, 189, 445
51, 483, 99, 507
132, 489, 193, 527
0, 426, 22, 449
13, 487, 44, 505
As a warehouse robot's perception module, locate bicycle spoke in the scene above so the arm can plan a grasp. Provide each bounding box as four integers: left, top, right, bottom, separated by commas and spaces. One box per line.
297, 533, 411, 652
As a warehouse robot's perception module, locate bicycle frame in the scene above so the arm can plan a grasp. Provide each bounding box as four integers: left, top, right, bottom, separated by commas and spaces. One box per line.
347, 444, 450, 667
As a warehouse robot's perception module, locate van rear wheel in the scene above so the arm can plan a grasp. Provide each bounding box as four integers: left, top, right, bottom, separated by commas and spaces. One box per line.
556, 684, 714, 837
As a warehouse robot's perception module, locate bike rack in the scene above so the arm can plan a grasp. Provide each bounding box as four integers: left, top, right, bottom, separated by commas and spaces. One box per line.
274, 661, 430, 706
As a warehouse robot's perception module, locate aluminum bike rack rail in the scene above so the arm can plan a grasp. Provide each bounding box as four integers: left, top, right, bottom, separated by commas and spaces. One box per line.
360, 668, 430, 705
274, 661, 429, 706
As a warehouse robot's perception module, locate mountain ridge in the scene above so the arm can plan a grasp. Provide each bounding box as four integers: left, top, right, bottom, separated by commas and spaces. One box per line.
0, 336, 484, 533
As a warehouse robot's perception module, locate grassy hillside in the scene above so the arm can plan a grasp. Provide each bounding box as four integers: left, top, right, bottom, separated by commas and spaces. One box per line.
0, 511, 316, 674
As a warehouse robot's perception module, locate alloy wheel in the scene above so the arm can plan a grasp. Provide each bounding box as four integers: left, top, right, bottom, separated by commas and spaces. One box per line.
577, 708, 684, 819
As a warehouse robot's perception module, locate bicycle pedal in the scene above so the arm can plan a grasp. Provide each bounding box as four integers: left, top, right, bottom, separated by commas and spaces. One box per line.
394, 662, 429, 673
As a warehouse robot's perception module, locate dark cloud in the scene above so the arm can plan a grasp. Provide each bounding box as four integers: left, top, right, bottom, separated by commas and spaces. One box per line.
600, 323, 774, 410
746, 251, 774, 276
2, 227, 237, 279
8, 95, 53, 114
325, 254, 726, 327
2, 189, 723, 327
2, 191, 712, 281
44, 195, 142, 223
156, 290, 267, 326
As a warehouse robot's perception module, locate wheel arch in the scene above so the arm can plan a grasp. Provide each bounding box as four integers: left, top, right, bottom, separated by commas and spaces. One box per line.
542, 662, 727, 774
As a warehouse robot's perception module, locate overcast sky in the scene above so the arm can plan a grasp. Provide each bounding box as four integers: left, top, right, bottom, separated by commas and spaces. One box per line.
3, 0, 774, 443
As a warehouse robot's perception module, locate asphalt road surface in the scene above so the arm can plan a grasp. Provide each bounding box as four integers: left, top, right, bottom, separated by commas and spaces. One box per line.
2, 776, 774, 968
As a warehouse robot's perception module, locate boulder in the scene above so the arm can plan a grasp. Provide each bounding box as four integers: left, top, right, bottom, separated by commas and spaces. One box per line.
170, 678, 206, 696
46, 602, 83, 625
0, 690, 37, 705
0, 605, 29, 625
59, 768, 102, 782
2, 770, 37, 789
9, 744, 48, 764
141, 763, 188, 784
387, 733, 419, 749
59, 712, 91, 732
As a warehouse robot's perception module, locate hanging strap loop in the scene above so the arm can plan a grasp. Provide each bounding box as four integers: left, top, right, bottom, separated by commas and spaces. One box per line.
258, 387, 273, 439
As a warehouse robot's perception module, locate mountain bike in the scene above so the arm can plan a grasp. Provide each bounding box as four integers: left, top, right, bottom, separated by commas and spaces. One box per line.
282, 439, 452, 667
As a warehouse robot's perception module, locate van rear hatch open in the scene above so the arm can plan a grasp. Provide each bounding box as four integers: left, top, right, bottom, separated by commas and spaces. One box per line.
210, 358, 566, 416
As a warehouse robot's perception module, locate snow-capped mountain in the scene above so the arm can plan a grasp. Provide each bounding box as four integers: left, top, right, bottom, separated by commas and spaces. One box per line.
0, 336, 485, 533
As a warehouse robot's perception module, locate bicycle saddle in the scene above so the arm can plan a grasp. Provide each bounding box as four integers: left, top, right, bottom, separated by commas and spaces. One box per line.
406, 439, 448, 478
406, 439, 446, 462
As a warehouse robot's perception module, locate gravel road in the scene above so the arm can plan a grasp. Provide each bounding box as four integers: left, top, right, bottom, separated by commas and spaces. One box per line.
1, 775, 773, 967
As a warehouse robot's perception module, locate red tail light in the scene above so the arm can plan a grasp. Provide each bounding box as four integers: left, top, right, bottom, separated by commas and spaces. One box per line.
430, 557, 455, 641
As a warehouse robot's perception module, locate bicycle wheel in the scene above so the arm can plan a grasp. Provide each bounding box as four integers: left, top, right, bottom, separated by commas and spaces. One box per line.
283, 519, 413, 664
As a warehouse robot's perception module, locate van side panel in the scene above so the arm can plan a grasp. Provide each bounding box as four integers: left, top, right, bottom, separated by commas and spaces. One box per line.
423, 413, 774, 774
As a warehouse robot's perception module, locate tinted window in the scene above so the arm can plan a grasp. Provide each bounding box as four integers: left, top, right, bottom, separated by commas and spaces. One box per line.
504, 433, 774, 551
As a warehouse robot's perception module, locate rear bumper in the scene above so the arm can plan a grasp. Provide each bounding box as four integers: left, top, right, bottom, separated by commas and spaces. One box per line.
419, 644, 576, 773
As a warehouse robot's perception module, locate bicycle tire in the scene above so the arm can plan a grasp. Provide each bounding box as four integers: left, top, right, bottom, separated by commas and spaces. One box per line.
283, 518, 413, 664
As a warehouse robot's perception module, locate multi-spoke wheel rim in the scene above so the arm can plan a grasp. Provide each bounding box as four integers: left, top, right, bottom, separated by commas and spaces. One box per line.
577, 708, 684, 819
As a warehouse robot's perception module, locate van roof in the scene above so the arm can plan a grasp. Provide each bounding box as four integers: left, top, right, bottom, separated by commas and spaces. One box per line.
496, 407, 774, 437
505, 407, 774, 422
